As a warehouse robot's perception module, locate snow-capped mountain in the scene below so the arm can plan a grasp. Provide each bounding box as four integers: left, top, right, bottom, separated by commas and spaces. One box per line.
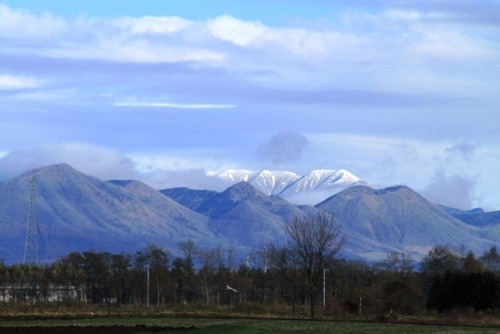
209, 169, 363, 205
212, 169, 299, 195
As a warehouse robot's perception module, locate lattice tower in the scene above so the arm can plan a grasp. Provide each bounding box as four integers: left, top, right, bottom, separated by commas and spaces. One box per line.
23, 176, 40, 265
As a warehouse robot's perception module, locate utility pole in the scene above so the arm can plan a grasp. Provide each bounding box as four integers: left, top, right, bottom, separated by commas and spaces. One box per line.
24, 176, 40, 265
146, 264, 150, 308
323, 268, 326, 309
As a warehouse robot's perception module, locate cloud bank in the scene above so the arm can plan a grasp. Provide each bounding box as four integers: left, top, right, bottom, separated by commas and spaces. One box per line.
0, 144, 137, 181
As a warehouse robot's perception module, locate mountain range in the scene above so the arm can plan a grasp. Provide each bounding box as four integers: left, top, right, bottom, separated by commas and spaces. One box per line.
0, 164, 498, 264
0, 164, 224, 263
209, 169, 363, 205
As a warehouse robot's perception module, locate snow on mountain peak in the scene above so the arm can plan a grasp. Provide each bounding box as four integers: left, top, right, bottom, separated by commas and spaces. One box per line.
208, 168, 362, 205
306, 169, 361, 186
251, 170, 300, 195
210, 169, 257, 182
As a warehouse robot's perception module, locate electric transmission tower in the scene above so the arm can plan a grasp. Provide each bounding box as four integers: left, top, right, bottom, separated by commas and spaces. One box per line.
23, 176, 40, 265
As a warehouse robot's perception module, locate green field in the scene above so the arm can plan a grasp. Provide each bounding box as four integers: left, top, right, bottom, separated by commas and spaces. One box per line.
1, 317, 500, 334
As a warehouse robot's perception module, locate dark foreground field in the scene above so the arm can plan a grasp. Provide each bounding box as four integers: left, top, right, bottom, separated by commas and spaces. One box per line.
0, 325, 175, 333
1, 317, 500, 334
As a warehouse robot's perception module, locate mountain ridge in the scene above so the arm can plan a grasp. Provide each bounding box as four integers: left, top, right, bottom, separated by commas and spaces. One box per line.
197, 181, 319, 247
0, 164, 223, 263
317, 185, 496, 261
209, 168, 364, 205
0, 164, 498, 264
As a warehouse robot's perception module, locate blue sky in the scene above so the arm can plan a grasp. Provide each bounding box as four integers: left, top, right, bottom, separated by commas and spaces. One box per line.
0, 0, 362, 25
0, 0, 499, 209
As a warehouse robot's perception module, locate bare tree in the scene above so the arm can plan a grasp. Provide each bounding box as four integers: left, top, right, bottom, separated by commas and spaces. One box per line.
178, 240, 196, 276
421, 245, 460, 278
480, 247, 500, 272
285, 212, 346, 318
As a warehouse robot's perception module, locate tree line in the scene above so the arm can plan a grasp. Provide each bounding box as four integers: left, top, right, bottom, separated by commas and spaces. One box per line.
1, 214, 500, 318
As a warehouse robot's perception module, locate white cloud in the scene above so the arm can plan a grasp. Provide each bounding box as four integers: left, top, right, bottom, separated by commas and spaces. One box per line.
307, 132, 500, 209
0, 144, 241, 191
128, 152, 248, 190
46, 39, 225, 63
207, 15, 266, 47
409, 28, 498, 60
1, 4, 497, 95
340, 8, 500, 64
383, 10, 424, 22
207, 15, 368, 61
114, 101, 235, 109
140, 169, 233, 191
9, 90, 74, 101
131, 153, 238, 175
0, 143, 137, 181
0, 75, 39, 90
118, 16, 192, 35
422, 171, 475, 209
0, 4, 67, 38
0, 5, 376, 75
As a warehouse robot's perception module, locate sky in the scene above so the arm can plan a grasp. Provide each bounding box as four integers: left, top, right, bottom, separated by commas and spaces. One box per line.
0, 0, 499, 210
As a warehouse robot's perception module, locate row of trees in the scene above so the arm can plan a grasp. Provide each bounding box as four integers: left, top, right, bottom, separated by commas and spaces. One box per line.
1, 214, 500, 318
0, 214, 344, 315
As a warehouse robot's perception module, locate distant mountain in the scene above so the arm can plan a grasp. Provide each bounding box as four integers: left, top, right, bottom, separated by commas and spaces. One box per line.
0, 164, 222, 263
440, 205, 500, 228
213, 170, 299, 195
160, 187, 217, 211
210, 169, 363, 205
196, 182, 318, 247
1, 164, 498, 264
317, 185, 496, 261
439, 206, 500, 245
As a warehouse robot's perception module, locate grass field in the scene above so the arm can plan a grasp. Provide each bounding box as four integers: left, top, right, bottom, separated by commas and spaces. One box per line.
1, 317, 500, 334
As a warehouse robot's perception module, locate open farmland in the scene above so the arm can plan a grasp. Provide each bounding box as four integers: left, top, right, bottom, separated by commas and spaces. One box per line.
1, 317, 500, 334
